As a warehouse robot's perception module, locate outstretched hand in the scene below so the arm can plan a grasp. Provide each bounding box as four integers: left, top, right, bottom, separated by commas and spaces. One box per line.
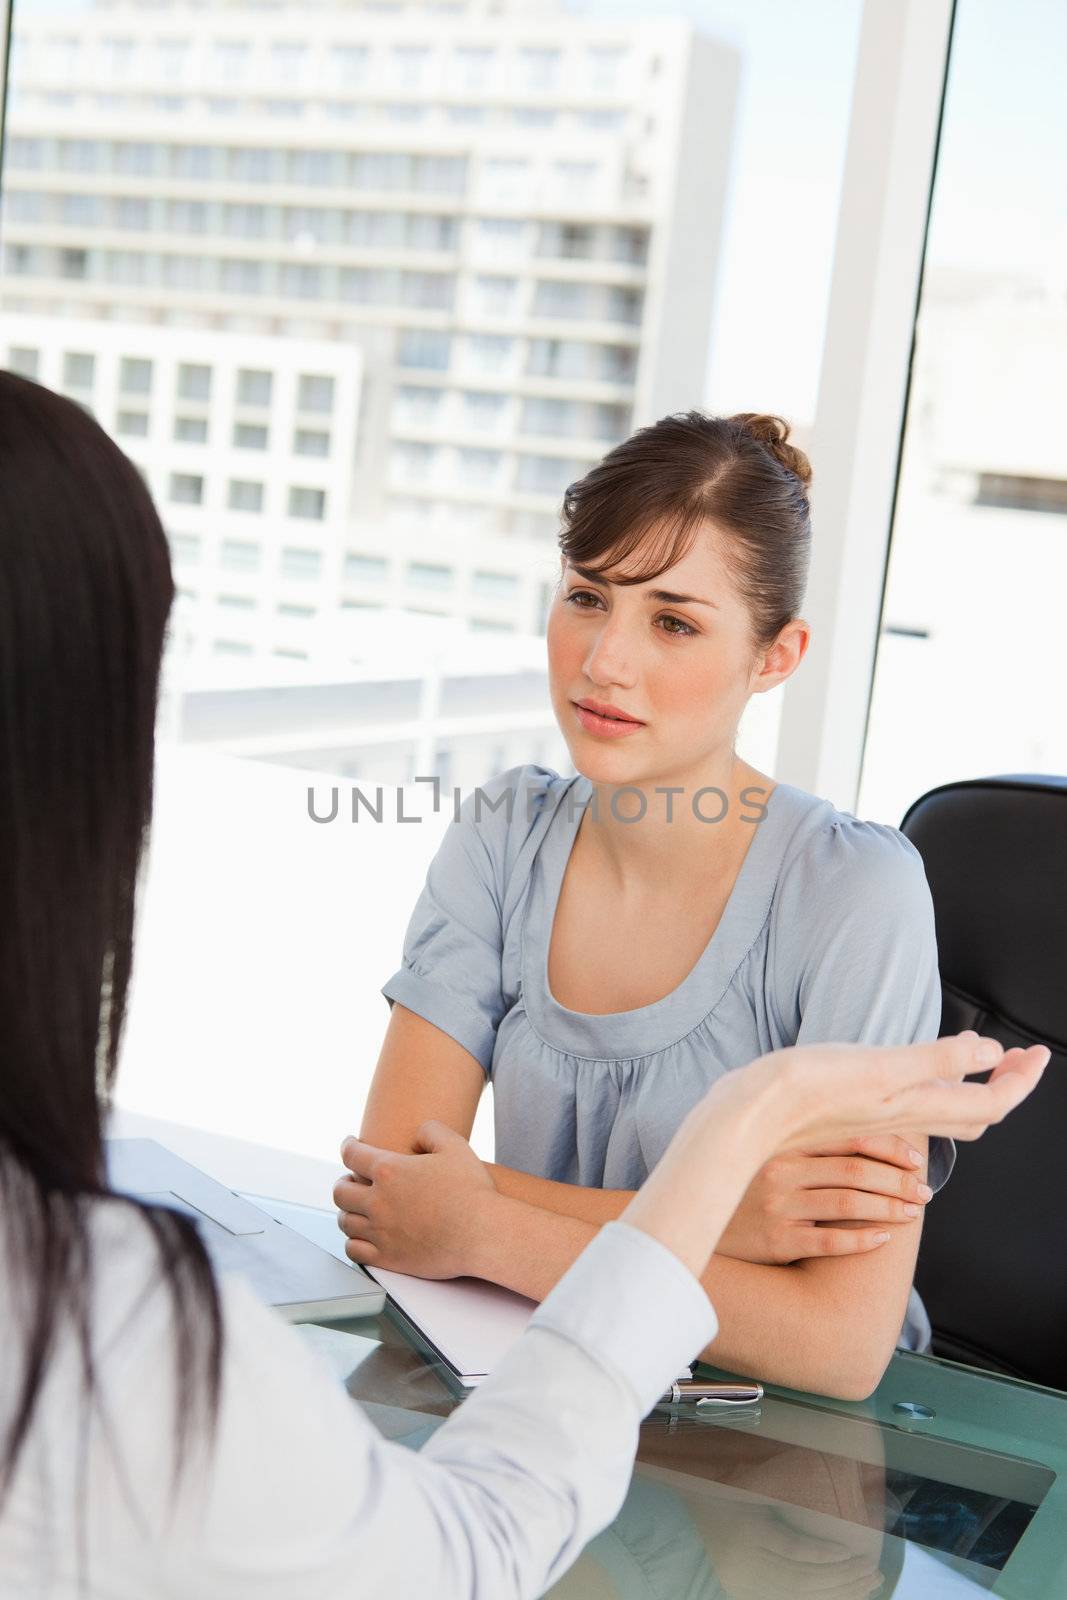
761, 1031, 1050, 1152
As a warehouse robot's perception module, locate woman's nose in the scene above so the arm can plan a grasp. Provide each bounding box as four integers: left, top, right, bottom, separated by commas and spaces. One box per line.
583, 619, 638, 687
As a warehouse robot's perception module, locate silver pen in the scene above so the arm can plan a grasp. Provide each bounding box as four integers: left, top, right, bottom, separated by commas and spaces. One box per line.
656, 1380, 763, 1406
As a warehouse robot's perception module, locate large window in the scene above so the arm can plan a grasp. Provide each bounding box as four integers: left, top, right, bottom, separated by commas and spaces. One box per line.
859, 0, 1067, 825
0, 0, 862, 1161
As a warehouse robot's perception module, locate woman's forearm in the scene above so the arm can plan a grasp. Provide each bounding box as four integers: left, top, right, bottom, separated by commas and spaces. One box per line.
485, 1163, 634, 1225
467, 1187, 916, 1401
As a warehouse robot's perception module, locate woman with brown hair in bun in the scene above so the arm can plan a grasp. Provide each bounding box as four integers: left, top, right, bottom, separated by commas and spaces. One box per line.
338, 410, 952, 1401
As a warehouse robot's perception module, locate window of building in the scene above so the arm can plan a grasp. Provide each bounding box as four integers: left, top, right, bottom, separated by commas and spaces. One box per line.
117, 410, 149, 437
280, 545, 323, 579
213, 639, 253, 656
62, 352, 95, 389
59, 247, 88, 280
328, 45, 369, 88
586, 45, 625, 89
533, 280, 590, 320
472, 275, 518, 315
401, 270, 455, 311
397, 329, 451, 371
521, 396, 575, 436
483, 158, 528, 203
516, 454, 580, 495
170, 532, 201, 563
463, 334, 513, 374
271, 42, 308, 82
168, 200, 210, 234
391, 441, 437, 483
407, 561, 454, 589
472, 569, 519, 598
177, 363, 212, 402
278, 602, 316, 618
228, 147, 275, 183
461, 390, 508, 431
228, 479, 265, 513
294, 428, 330, 457
213, 41, 250, 80
236, 368, 273, 407
116, 196, 150, 231
221, 538, 261, 571
297, 373, 335, 414
174, 415, 208, 443
281, 263, 324, 299
453, 45, 494, 90
344, 553, 389, 583
169, 472, 204, 505
473, 217, 524, 256
217, 592, 255, 610
287, 486, 326, 520
233, 422, 269, 450
457, 448, 502, 485
519, 47, 561, 90
7, 346, 39, 379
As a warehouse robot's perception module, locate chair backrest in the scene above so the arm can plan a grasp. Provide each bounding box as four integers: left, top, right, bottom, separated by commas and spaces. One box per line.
899, 775, 1067, 1390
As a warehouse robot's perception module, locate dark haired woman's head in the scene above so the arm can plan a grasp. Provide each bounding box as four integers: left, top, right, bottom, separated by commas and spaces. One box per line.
547, 410, 812, 785
0, 371, 219, 1504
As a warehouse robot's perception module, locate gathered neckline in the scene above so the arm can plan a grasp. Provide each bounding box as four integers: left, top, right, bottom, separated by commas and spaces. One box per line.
520, 774, 822, 1060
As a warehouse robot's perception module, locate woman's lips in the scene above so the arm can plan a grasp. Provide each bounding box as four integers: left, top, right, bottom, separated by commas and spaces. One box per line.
573, 702, 646, 738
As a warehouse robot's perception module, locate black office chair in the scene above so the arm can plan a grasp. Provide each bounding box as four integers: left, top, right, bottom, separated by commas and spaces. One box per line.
899, 774, 1067, 1391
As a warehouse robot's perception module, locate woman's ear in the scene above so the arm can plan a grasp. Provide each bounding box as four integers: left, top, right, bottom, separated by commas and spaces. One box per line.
750, 619, 811, 694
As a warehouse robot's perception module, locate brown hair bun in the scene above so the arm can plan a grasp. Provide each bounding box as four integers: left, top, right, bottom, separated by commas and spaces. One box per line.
729, 412, 812, 489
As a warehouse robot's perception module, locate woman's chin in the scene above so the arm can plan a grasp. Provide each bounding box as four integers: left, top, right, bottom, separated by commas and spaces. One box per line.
567, 746, 646, 783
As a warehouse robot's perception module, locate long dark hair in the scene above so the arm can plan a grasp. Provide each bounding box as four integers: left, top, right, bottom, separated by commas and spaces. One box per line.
0, 371, 222, 1503
559, 410, 813, 655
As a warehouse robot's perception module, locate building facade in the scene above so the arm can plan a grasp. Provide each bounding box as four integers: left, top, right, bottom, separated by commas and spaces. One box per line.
1, 0, 738, 666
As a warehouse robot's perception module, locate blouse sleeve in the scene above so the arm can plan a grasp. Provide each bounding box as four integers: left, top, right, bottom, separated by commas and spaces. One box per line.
97, 1221, 717, 1600
771, 814, 955, 1192
379, 767, 526, 1075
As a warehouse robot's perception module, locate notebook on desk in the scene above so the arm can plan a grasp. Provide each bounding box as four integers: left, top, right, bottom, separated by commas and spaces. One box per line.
244, 1193, 529, 1386
253, 1195, 691, 1393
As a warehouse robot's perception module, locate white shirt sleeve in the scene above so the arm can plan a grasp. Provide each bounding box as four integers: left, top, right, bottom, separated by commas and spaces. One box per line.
90, 1221, 716, 1599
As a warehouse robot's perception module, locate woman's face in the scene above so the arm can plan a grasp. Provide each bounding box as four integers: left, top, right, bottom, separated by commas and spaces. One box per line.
546, 521, 795, 789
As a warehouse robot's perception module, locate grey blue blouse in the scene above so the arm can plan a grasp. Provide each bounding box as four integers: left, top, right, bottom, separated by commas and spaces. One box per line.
381, 764, 953, 1353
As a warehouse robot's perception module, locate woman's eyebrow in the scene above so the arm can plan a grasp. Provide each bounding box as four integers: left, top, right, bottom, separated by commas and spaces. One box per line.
647, 588, 718, 609
569, 564, 718, 608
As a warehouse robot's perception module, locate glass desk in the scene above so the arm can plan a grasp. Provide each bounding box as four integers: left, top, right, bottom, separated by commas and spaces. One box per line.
254, 1195, 1067, 1600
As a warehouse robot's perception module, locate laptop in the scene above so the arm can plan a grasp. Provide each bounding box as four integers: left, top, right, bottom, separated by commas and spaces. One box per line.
105, 1138, 384, 1324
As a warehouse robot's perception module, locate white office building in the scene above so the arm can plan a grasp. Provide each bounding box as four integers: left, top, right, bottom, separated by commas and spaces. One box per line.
0, 0, 738, 663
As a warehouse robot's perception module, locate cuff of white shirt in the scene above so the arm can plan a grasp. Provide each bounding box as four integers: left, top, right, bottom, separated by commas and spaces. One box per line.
528, 1221, 718, 1417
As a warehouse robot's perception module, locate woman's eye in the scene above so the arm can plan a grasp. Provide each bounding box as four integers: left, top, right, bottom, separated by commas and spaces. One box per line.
659, 615, 696, 638
564, 589, 600, 609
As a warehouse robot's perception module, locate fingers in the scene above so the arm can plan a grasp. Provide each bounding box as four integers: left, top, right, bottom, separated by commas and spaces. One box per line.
889, 1045, 1049, 1137
339, 1135, 379, 1180
796, 1188, 924, 1225
343, 1235, 379, 1267
790, 1156, 932, 1205
413, 1118, 460, 1155
807, 1133, 924, 1170
792, 1226, 893, 1259
333, 1172, 372, 1215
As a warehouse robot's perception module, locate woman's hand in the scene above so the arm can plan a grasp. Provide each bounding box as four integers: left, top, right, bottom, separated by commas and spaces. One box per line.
333, 1121, 495, 1279
716, 1134, 932, 1265
762, 1032, 1050, 1151
622, 1032, 1049, 1284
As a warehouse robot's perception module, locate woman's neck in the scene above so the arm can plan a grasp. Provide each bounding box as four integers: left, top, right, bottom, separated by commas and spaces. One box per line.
579, 755, 776, 895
